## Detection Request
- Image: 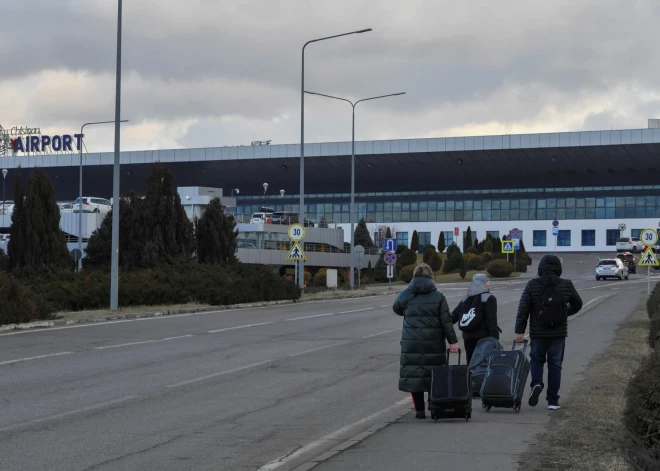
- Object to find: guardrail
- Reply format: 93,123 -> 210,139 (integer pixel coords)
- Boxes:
241,241 -> 381,255
232,214 -> 336,227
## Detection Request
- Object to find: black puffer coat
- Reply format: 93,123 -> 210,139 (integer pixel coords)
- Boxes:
515,255 -> 583,339
393,277 -> 458,393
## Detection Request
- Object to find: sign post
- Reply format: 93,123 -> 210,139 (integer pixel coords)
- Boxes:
552,220 -> 559,254
288,223 -> 307,287
384,251 -> 397,289
354,245 -> 365,288
639,228 -> 659,296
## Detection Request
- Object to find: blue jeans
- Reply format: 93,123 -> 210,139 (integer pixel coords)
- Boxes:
530,338 -> 566,405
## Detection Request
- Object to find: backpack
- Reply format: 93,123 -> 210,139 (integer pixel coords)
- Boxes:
536,278 -> 567,329
458,295 -> 486,332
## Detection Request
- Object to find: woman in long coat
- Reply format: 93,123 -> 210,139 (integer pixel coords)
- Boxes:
393,263 -> 459,419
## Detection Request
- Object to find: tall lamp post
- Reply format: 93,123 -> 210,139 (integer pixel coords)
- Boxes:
78,120 -> 128,271
263,182 -> 269,209
299,28 -> 372,289
305,91 -> 405,289
2,169 -> 7,216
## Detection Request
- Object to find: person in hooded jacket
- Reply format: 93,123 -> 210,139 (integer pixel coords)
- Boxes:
393,263 -> 459,419
451,273 -> 500,364
515,255 -> 582,411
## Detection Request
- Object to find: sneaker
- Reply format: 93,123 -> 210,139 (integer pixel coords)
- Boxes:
548,404 -> 561,411
415,411 -> 426,419
528,384 -> 543,407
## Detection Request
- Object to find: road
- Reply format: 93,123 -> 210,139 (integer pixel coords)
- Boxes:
0,253 -> 653,470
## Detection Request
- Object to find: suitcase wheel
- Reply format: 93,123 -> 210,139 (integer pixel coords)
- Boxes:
514,403 -> 521,413
482,403 -> 491,412
431,411 -> 437,422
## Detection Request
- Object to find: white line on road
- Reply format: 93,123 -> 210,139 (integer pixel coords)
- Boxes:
338,308 -> 374,314
208,322 -> 273,334
379,304 -> 391,308
257,398 -> 410,470
95,335 -> 194,350
286,313 -> 336,321
286,342 -> 351,358
167,360 -> 274,388
0,395 -> 138,432
362,329 -> 399,339
0,351 -> 73,367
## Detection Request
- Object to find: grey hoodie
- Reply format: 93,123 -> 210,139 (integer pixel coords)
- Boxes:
462,274 -> 491,303
452,274 -> 500,339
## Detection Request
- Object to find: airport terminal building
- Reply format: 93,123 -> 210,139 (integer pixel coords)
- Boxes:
3,122 -> 660,254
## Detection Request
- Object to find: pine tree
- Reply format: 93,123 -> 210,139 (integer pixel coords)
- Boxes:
196,198 -> 238,264
23,169 -> 71,269
464,226 -> 473,250
7,167 -> 25,271
473,237 -> 479,250
354,218 -> 374,248
411,230 -> 419,252
459,256 -> 466,280
367,260 -> 373,280
385,227 -> 392,239
438,232 -> 446,253
374,253 -> 388,282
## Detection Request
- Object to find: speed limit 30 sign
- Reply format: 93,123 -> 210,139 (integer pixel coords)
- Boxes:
640,228 -> 658,247
288,223 -> 306,242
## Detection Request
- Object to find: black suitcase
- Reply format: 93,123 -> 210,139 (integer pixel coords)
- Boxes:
428,349 -> 472,422
468,337 -> 503,398
480,340 -> 530,413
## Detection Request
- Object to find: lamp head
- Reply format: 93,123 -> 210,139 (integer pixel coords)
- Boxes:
1,169 -> 7,178
263,183 -> 268,192
280,189 -> 285,197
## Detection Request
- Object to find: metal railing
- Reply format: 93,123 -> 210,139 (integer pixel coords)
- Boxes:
238,240 -> 381,255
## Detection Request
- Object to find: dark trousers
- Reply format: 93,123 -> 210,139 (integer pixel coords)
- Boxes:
463,337 -> 480,365
530,337 -> 566,405
411,392 -> 428,411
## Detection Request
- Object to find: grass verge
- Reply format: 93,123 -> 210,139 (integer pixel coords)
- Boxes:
518,303 -> 650,471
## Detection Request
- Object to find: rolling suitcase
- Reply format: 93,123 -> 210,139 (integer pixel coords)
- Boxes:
428,349 -> 472,422
480,340 -> 529,413
468,337 -> 503,398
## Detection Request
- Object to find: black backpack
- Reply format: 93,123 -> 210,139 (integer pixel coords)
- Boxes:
458,295 -> 486,332
536,278 -> 567,329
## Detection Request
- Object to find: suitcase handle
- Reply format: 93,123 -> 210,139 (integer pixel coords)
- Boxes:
445,348 -> 462,365
511,339 -> 529,355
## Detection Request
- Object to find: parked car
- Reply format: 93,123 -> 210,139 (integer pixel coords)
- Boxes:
271,211 -> 299,225
59,203 -> 74,213
73,197 -> 112,214
237,241 -> 258,249
616,237 -> 644,253
596,258 -> 629,280
1,200 -> 14,215
616,252 -> 637,274
251,212 -> 273,224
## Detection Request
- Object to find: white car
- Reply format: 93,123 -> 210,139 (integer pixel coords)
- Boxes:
73,197 -> 112,214
616,237 -> 644,253
0,201 -> 13,215
59,203 -> 74,213
596,259 -> 629,280
251,212 -> 273,224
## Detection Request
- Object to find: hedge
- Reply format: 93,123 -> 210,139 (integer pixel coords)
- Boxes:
467,255 -> 485,271
487,260 -> 513,278
398,265 -> 415,283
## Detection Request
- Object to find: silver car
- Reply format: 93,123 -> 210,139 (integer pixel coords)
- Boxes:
595,259 -> 629,281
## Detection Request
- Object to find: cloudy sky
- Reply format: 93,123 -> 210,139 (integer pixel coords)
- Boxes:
2,0 -> 659,153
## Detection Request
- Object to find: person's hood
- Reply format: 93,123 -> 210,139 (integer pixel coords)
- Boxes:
462,273 -> 490,301
408,276 -> 438,295
538,255 -> 563,277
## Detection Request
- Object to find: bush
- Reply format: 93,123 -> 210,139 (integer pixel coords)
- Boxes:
423,246 -> 437,263
648,285 -> 660,319
429,253 -> 443,276
304,270 -> 312,285
0,273 -> 46,325
483,252 -> 493,263
313,268 -> 328,287
0,248 -> 7,272
467,255 -> 485,271
487,260 -> 514,278
395,244 -> 408,255
443,252 -> 463,273
466,247 -> 479,256
650,315 -> 660,350
398,265 -> 416,283
459,257 -> 466,279
398,248 -> 417,266
446,243 -> 461,259
624,349 -> 660,469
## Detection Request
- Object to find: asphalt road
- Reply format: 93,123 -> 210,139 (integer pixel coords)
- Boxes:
0,253 -> 654,471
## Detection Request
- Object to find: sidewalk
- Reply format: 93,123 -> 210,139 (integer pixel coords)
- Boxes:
308,288 -> 635,471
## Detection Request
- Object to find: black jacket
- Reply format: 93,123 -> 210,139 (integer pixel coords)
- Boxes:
451,281 -> 499,341
393,276 -> 458,393
515,255 -> 583,339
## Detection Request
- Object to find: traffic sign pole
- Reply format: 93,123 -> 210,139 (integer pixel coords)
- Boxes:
639,228 -> 659,296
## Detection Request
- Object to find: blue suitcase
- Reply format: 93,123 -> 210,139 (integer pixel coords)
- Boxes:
480,340 -> 529,413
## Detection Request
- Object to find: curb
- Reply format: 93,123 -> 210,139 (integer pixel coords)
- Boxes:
0,290 -> 398,333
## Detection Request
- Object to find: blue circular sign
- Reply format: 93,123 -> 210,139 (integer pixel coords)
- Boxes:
552,220 -> 559,227
384,252 -> 397,265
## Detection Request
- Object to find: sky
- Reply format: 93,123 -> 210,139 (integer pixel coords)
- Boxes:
2,0 -> 660,153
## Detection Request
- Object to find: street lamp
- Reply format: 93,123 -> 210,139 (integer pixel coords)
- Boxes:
305,91 -> 406,288
78,120 -> 128,271
280,189 -> 285,198
2,169 -> 7,216
232,188 -> 240,197
299,27 -> 372,289
263,182 -> 268,209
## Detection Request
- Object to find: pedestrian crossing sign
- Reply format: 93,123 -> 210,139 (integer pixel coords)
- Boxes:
502,241 -> 514,254
286,241 -> 307,261
638,248 -> 659,267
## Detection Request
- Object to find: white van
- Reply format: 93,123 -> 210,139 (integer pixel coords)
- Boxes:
251,212 -> 273,224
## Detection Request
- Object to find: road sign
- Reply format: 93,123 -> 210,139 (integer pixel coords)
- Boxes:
639,247 -> 659,266
552,220 -> 559,227
288,223 -> 306,242
286,241 -> 306,261
640,228 -> 659,247
511,228 -> 520,239
354,245 -> 365,269
384,251 -> 397,265
513,239 -> 520,250
383,238 -> 397,253
454,227 -> 459,237
552,227 -> 559,236
502,241 -> 514,254
387,264 -> 394,279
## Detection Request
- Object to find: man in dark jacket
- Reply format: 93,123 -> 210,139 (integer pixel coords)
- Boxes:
451,273 -> 500,364
394,264 -> 459,419
515,255 -> 583,410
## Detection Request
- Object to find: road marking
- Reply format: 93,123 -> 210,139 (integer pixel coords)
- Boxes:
362,329 -> 399,339
338,308 -> 374,314
379,304 -> 391,308
208,322 -> 273,334
583,279 -> 651,290
95,334 -> 194,350
257,398 -> 410,470
286,313 -> 336,321
0,395 -> 138,432
287,342 -> 350,358
167,360 -> 274,388
0,351 -> 73,367
568,295 -> 611,322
